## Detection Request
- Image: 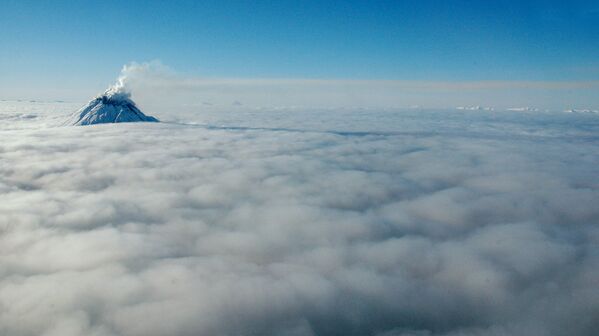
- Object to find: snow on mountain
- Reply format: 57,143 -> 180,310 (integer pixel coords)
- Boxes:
66,89 -> 158,126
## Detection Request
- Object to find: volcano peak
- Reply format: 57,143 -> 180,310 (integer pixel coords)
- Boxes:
67,89 -> 158,126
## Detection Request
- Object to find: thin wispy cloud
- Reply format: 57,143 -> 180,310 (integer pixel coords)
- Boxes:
103,62 -> 599,113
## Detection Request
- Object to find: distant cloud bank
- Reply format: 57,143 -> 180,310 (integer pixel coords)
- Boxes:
14,61 -> 590,113
3,61 -> 599,111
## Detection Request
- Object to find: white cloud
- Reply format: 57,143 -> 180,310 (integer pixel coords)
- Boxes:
0,98 -> 598,336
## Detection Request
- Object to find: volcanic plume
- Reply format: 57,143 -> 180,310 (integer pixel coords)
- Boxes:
67,66 -> 159,126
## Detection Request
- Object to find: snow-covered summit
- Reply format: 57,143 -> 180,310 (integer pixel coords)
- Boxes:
66,79 -> 158,126
67,89 -> 158,126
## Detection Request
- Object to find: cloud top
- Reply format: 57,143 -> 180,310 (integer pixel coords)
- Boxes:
1,101 -> 598,335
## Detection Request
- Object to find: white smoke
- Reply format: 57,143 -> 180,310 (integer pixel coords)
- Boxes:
104,66 -> 132,98
103,62 -> 168,100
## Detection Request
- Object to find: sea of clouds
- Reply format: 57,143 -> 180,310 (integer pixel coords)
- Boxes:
1,79 -> 599,335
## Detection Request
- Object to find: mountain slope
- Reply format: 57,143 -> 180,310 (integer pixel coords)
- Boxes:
67,90 -> 158,126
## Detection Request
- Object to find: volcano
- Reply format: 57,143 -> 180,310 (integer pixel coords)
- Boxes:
67,89 -> 158,126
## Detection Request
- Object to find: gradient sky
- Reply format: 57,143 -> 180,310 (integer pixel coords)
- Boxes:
1,0 -> 598,102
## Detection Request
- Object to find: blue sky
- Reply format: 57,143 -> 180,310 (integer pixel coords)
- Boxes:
1,0 -> 598,102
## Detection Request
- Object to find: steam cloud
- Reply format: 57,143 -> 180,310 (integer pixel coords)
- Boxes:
104,62 -> 163,99
0,83 -> 598,336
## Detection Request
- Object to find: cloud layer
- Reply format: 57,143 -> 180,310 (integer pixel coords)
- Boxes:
1,102 -> 598,335
65,61 -> 599,113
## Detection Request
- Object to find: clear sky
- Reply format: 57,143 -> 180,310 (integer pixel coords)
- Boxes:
1,0 -> 598,103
